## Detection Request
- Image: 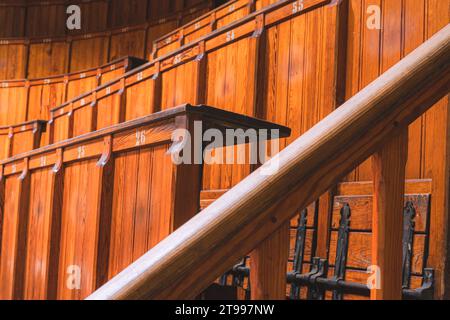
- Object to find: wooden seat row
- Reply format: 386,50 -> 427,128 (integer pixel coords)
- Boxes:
200,180 -> 435,300
152,0 -> 278,58
0,1 -> 212,79
0,104 -> 290,300
46,0 -> 338,193
0,0 -> 213,39
0,0 -> 448,300
0,56 -> 145,131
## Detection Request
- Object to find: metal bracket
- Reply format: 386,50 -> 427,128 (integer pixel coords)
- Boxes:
52,148 -> 63,173
97,135 -> 113,167
18,158 -> 29,181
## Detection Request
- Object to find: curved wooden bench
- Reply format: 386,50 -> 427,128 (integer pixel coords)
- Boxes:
0,56 -> 146,130
0,104 -> 290,300
0,1 -> 213,80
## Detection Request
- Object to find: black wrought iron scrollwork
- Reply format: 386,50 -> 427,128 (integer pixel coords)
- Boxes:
331,203 -> 351,300
402,201 -> 416,289
289,208 -> 308,299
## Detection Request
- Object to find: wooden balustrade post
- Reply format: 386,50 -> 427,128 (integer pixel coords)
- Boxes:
250,222 -> 290,300
371,129 -> 408,300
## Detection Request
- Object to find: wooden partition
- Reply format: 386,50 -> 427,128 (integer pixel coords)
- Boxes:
49,0 -> 342,188
0,57 -> 145,134
343,0 -> 450,298
0,104 -> 289,300
0,121 -> 46,160
0,1 -> 212,80
0,0 -> 213,39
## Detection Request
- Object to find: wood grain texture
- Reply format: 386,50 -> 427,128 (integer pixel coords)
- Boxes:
250,222 -> 290,300
87,25 -> 450,300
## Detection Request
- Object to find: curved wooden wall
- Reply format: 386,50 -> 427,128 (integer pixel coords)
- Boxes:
0,57 -> 146,137
0,0 -> 213,79
0,0 -> 212,38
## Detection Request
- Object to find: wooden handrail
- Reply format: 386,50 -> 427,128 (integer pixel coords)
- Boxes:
88,24 -> 450,300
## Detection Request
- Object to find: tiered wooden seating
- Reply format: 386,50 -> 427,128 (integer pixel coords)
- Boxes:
0,1 -> 213,79
0,0 -> 449,302
48,0 -> 341,190
152,0 -> 269,58
0,104 -> 289,300
0,120 -> 46,160
86,24 -> 450,300
0,56 -> 145,129
0,0 -> 213,38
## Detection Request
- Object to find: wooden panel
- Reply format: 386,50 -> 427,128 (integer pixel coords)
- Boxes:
28,82 -> 66,121
344,0 -> 450,298
69,37 -> 109,73
109,0 -> 148,28
216,2 -> 252,29
11,131 -> 37,156
124,77 -> 159,121
0,174 -> 30,299
345,0 -> 450,181
25,3 -> 66,38
72,103 -> 95,137
51,115 -> 71,143
23,168 -> 62,300
0,5 -> 26,37
66,77 -> 98,101
329,232 -> 426,276
57,159 -> 112,300
0,134 -> 10,160
250,223 -> 290,300
108,145 -> 174,279
0,43 -> 27,80
255,0 -> 279,11
424,0 -> 450,299
100,67 -> 127,85
67,1 -> 108,35
332,194 -> 430,233
0,86 -> 28,126
147,21 -> 179,58
96,92 -> 124,130
109,30 -> 147,61
27,42 -> 69,79
161,61 -> 201,109
202,37 -> 258,191
147,0 -> 178,21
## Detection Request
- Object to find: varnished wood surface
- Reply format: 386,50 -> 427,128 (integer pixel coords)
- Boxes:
0,57 -> 145,131
370,129 -> 408,300
0,1 -> 212,79
0,104 -> 288,299
87,24 -> 450,300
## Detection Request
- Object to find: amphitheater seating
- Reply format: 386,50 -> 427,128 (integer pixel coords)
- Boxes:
0,1 -> 213,79
0,0 -> 213,38
0,104 -> 289,300
0,0 -> 448,301
0,56 -> 145,152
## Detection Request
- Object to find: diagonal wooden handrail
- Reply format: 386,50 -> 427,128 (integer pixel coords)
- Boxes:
88,24 -> 450,300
